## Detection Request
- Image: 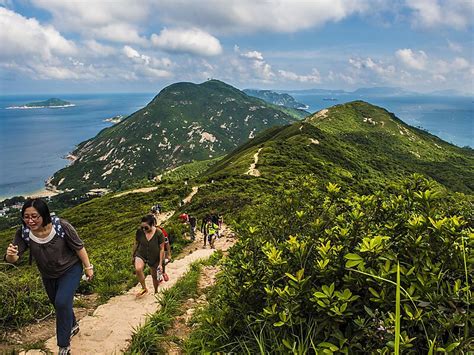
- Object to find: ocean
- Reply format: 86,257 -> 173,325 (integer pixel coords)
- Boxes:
0,93 -> 155,200
0,92 -> 472,199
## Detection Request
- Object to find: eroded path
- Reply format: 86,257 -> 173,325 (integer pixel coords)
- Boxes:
20,187 -> 236,355
246,148 -> 263,177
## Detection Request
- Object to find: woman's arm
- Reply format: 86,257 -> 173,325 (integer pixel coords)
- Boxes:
76,247 -> 94,280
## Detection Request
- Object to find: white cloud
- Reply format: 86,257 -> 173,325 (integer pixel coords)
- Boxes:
151,28 -> 222,56
83,40 -> 117,57
349,57 -> 396,75
152,0 -> 371,34
241,51 -> 264,60
234,46 -> 275,81
406,0 -> 473,29
30,0 -> 150,44
91,23 -> 147,45
0,7 -> 76,61
278,69 -> 321,83
395,48 -> 428,70
122,45 -> 173,79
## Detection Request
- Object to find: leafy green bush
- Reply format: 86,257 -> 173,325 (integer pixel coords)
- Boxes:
187,175 -> 472,353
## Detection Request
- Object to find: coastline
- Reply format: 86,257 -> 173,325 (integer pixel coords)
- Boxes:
5,104 -> 76,109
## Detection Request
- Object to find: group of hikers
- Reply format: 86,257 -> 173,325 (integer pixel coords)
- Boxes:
178,212 -> 223,249
3,198 -> 223,355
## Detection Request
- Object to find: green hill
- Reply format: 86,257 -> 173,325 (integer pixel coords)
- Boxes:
204,101 -> 473,194
0,100 -> 472,352
49,80 -> 306,191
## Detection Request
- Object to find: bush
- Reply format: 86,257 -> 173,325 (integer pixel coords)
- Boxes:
188,175 -> 472,353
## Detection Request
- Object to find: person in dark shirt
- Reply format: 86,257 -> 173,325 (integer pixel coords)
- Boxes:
4,198 -> 93,355
200,214 -> 211,247
132,214 -> 165,297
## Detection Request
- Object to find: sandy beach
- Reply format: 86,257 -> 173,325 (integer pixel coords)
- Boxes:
25,188 -> 60,199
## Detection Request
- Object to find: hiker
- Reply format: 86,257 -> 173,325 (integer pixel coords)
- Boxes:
200,214 -> 211,247
157,225 -> 171,281
179,213 -> 197,241
207,219 -> 219,249
4,198 -> 93,355
218,214 -> 224,231
132,214 -> 165,297
152,204 -> 162,214
211,213 -> 220,237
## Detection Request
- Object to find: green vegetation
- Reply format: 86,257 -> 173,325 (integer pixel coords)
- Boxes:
127,262 -> 202,354
186,175 -> 472,353
0,98 -> 472,353
0,182 -> 192,336
50,80 -> 303,191
160,157 -> 223,182
243,89 -> 309,110
24,98 -> 72,107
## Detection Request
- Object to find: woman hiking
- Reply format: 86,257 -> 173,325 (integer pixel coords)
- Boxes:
4,198 -> 93,355
132,214 -> 165,297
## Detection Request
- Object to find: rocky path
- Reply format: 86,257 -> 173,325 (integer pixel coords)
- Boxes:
21,187 -> 235,355
246,148 -> 263,177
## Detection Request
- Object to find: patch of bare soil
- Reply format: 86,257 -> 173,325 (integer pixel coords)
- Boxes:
161,266 -> 221,355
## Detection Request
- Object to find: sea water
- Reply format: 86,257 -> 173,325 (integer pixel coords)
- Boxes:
0,93 -> 155,199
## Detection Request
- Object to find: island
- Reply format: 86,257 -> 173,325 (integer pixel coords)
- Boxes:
243,89 -> 309,110
7,98 -> 75,109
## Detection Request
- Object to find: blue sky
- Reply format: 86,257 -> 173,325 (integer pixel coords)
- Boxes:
0,0 -> 473,94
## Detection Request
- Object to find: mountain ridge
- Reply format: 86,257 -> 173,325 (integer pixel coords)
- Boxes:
49,80 -> 306,191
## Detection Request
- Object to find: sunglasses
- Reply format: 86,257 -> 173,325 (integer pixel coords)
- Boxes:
141,225 -> 151,232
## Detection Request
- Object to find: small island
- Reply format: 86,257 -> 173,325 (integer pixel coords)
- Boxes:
7,98 -> 75,109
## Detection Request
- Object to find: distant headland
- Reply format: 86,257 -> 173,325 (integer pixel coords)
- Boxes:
6,98 -> 75,109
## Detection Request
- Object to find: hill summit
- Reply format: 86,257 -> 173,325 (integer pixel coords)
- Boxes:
49,80 -> 305,190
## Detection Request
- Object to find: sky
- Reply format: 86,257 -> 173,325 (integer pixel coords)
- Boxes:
0,0 -> 473,94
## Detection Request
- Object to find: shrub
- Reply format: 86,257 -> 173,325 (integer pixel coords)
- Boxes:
188,175 -> 472,353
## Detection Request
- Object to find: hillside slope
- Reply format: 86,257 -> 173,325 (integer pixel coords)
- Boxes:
205,101 -> 473,194
49,80 -> 307,190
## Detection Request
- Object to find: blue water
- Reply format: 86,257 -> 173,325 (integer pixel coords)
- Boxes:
0,93 -> 155,199
0,92 -> 472,199
291,93 -> 473,148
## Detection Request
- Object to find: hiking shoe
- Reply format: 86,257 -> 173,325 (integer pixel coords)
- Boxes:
70,322 -> 79,338
58,346 -> 71,355
135,288 -> 148,298
163,273 -> 169,281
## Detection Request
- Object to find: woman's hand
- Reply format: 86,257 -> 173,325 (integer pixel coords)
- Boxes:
84,265 -> 94,281
6,243 -> 18,257
5,243 -> 19,263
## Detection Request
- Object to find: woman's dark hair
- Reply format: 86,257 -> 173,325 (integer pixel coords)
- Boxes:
21,198 -> 52,227
141,214 -> 156,227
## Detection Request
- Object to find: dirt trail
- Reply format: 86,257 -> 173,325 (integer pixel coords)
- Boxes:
246,148 -> 263,177
19,187 -> 237,355
113,186 -> 158,198
181,185 -> 199,204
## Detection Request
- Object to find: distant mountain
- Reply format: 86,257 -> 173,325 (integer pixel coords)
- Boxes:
285,88 -> 347,95
205,101 -> 473,194
243,89 -> 309,110
49,80 -> 306,190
